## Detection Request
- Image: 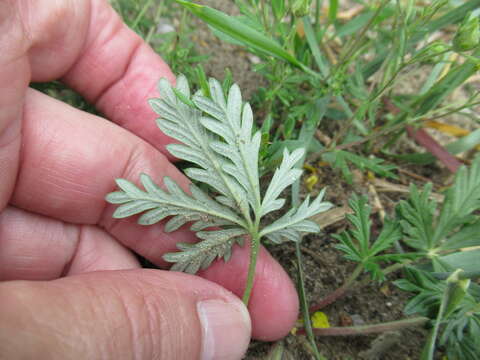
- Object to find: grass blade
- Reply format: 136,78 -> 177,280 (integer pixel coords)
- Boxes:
175,0 -> 302,67
302,16 -> 329,77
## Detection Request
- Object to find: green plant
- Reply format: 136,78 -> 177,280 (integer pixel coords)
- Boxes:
34,0 -> 480,357
163,1 -> 480,358
308,157 -> 480,359
106,75 -> 332,304
175,0 -> 480,181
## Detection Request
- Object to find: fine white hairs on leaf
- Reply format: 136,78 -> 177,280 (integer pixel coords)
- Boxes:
106,75 -> 332,273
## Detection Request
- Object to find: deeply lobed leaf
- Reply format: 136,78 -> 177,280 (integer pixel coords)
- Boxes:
106,75 -> 332,274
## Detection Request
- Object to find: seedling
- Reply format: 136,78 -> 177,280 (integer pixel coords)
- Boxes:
106,75 -> 332,305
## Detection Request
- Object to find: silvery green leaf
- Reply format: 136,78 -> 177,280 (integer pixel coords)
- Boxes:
215,195 -> 238,209
106,174 -> 246,227
261,198 -> 285,215
266,228 -> 301,244
227,84 -> 242,129
138,208 -> 174,225
151,76 -> 252,219
113,200 -> 158,218
164,228 -> 247,274
241,103 -> 253,141
167,144 -> 210,169
158,77 -> 177,104
208,77 -> 227,110
157,120 -> 200,149
261,148 -> 305,217
140,173 -> 165,198
176,74 -> 190,97
190,219 -> 234,231
116,178 -> 147,198
184,168 -> 230,196
200,116 -> 235,143
105,191 -> 131,204
165,215 -> 190,232
210,141 -> 241,163
194,97 -> 225,121
260,189 -> 333,241
107,74 -> 335,275
193,79 -> 262,213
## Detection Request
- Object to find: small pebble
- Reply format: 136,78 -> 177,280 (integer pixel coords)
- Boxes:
156,18 -> 175,34
351,314 -> 365,326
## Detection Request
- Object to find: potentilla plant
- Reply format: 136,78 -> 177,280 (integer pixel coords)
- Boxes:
106,75 -> 332,304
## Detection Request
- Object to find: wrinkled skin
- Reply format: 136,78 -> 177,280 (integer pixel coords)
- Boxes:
0,1 -> 298,359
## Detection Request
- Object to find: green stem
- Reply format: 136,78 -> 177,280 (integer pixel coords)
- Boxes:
337,0 -> 388,65
315,0 -> 322,32
298,316 -> 429,336
296,241 -> 324,360
242,233 -> 261,305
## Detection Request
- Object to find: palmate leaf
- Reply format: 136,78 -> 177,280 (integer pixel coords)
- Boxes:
396,183 -> 436,251
396,157 -> 480,254
334,195 -> 403,280
396,267 -> 480,360
434,157 -> 480,245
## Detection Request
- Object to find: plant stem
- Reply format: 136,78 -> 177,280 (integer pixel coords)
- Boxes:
242,233 -> 260,305
297,316 -> 429,336
295,241 -> 324,360
337,0 -> 388,68
315,0 -> 322,32
309,264 -> 363,313
406,125 -> 461,173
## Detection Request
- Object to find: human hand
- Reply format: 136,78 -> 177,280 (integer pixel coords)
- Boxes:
0,1 -> 299,359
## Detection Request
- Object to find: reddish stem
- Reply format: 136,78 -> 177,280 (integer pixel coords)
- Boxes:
406,125 -> 461,173
309,265 -> 363,313
297,316 -> 429,336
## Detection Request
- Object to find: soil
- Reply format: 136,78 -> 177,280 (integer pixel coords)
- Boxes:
169,1 -> 478,358
245,168 -> 429,360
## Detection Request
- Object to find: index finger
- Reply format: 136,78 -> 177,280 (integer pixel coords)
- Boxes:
0,0 -> 175,210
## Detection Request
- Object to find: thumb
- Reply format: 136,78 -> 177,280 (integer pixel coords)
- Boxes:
0,270 -> 251,360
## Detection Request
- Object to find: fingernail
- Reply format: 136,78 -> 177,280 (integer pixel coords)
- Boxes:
197,298 -> 251,360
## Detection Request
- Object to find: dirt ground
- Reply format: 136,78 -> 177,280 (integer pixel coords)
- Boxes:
172,1 -> 477,358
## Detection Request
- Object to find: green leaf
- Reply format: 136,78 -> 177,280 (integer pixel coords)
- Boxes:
323,150 -> 397,184
175,0 -> 302,67
434,158 -> 480,244
164,228 -> 247,274
193,79 -> 262,213
334,195 -> 402,280
412,49 -> 480,117
440,249 -> 480,273
328,0 -> 338,23
396,183 -> 436,251
107,174 -> 245,229
107,74 -> 331,280
261,148 -> 304,217
260,189 -> 332,243
302,17 -> 329,77
336,11 -> 374,37
272,0 -> 286,20
440,221 -> 480,251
